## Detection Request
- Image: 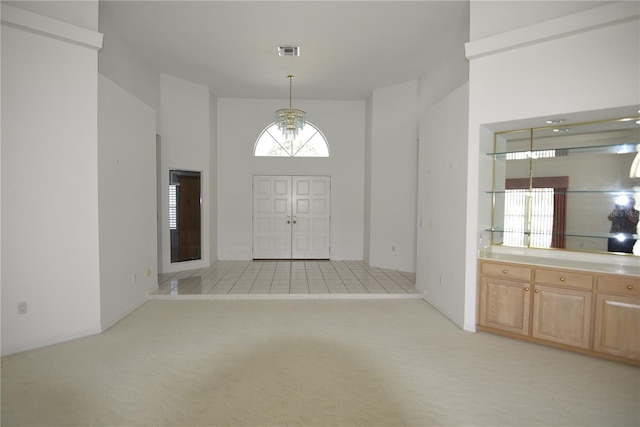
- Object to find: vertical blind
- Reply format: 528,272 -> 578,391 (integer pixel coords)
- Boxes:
503,176 -> 569,249
169,185 -> 177,230
503,188 -> 554,247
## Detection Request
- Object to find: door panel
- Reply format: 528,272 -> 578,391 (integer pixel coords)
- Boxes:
253,175 -> 330,259
296,199 -> 310,214
252,176 -> 292,259
313,217 -> 328,233
274,178 -> 289,196
292,176 -> 330,259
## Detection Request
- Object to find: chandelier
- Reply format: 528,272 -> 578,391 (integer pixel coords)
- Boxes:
275,75 -> 305,140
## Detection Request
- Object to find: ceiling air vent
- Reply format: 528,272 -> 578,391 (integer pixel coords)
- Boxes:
278,46 -> 300,57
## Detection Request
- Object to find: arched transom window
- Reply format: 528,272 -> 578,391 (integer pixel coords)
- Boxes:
254,122 -> 329,157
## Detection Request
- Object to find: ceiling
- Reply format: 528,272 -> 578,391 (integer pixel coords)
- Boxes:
99,1 -> 470,100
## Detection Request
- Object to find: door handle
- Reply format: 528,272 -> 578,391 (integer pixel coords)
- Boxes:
286,215 -> 291,224
292,215 -> 297,224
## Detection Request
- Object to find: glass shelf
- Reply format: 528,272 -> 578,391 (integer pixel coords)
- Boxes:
487,143 -> 639,159
485,189 -> 637,195
485,228 -> 639,240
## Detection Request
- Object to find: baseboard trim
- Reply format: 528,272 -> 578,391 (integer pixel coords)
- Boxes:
1,326 -> 102,357
100,296 -> 149,332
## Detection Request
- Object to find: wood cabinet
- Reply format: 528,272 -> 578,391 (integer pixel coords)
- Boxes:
532,284 -> 592,349
479,277 -> 531,335
478,262 -> 531,335
593,275 -> 640,361
531,268 -> 593,349
478,259 -> 639,365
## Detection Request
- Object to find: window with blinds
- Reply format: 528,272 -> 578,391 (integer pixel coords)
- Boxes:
169,185 -> 177,230
503,188 -> 555,248
506,149 -> 556,161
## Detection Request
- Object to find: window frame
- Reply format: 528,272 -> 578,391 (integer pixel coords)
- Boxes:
254,121 -> 330,158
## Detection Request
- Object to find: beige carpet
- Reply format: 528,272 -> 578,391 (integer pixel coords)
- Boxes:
2,299 -> 639,426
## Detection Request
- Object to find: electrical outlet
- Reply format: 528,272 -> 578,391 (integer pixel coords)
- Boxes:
132,273 -> 137,284
18,302 -> 27,315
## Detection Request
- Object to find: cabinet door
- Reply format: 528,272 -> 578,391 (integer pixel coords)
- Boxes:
593,294 -> 640,360
532,285 -> 592,349
479,277 -> 531,335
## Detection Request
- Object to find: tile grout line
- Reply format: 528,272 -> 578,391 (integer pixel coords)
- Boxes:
155,260 -> 420,297
267,261 -> 276,294
345,261 -> 373,294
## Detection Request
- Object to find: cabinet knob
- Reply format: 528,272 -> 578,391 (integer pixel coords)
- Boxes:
524,287 -> 529,292
628,285 -> 633,290
535,289 -> 540,293
559,277 -> 565,282
502,269 -> 508,274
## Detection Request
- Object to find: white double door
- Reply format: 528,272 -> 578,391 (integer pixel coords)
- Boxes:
253,175 -> 331,259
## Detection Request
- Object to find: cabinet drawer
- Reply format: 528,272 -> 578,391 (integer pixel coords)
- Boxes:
534,268 -> 593,290
481,262 -> 531,281
597,275 -> 640,297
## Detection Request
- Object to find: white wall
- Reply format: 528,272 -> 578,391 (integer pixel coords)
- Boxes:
368,81 -> 418,273
414,11 -> 470,327
417,83 -> 469,328
1,0 -> 4,355
217,98 -> 365,261
1,5 -> 103,355
469,0 -> 610,40
418,1 -> 469,115
464,2 -> 640,331
160,74 -> 212,273
363,95 -> 373,265
98,4 -> 161,131
98,74 -> 157,330
3,0 -> 99,31
209,91 -> 218,262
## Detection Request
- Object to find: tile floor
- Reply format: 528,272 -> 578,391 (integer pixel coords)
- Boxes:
152,260 -> 421,298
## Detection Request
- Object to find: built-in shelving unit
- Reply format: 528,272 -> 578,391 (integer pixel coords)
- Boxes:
486,116 -> 640,254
